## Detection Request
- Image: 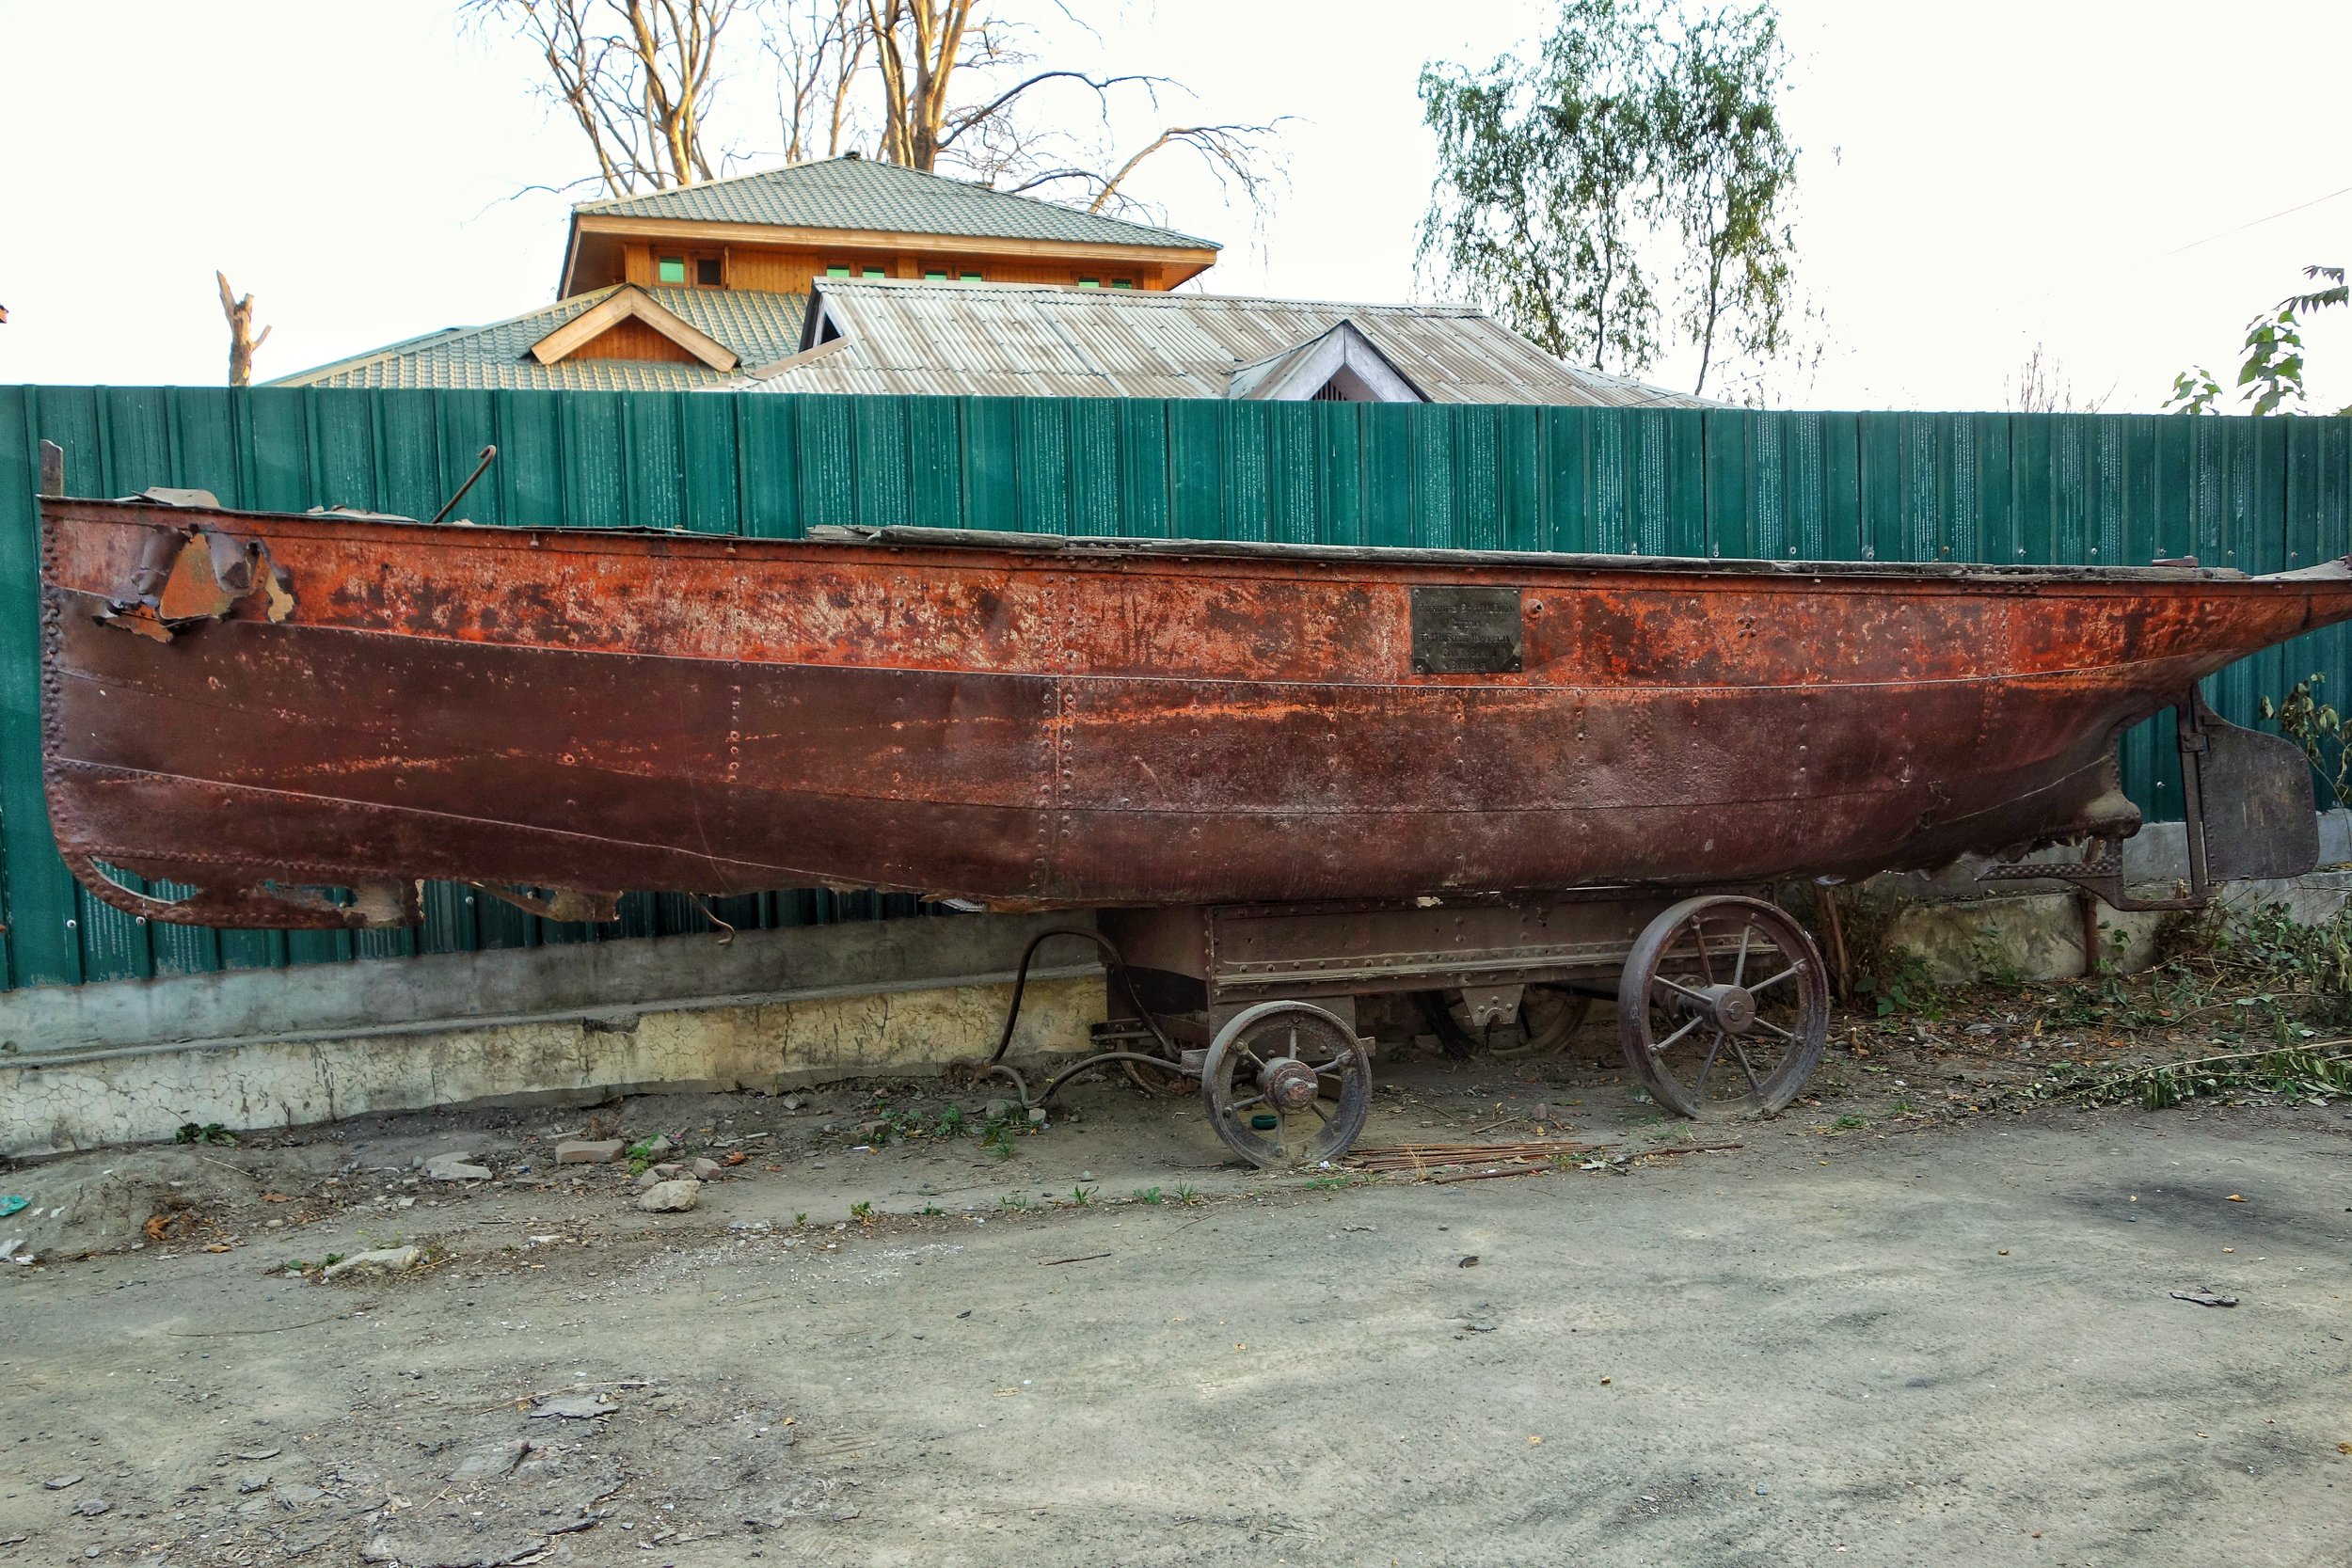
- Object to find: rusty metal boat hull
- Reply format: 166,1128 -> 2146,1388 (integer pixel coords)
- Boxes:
37,499 -> 2352,928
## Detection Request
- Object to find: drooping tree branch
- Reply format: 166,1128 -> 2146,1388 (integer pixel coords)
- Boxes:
1087,120 -> 1290,215
1420,0 -> 1804,390
937,69 -> 1165,153
1653,4 -> 1796,394
2287,263 -> 2348,315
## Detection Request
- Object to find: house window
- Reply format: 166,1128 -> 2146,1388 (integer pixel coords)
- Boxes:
1076,277 -> 1100,289
696,257 -> 723,286
658,255 -> 688,284
925,270 -> 948,281
961,271 -> 983,282
826,264 -> 852,278
863,267 -> 886,280
1111,278 -> 1136,290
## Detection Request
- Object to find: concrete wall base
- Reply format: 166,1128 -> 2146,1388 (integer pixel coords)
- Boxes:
0,910 -> 1108,1160
1,971 -> 1099,1160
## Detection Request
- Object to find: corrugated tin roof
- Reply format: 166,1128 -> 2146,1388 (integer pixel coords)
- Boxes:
576,156 -> 1216,252
749,280 -> 1719,407
274,288 -> 812,391
278,278 -> 1716,407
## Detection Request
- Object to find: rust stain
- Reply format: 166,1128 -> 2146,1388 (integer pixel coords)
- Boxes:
35,497 -> 2352,929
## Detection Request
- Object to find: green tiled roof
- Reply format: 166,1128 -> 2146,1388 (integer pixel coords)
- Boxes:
272,287 -> 812,391
576,156 -> 1217,252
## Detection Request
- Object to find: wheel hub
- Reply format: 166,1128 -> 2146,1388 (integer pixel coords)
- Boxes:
1257,1056 -> 1322,1112
1693,983 -> 1756,1034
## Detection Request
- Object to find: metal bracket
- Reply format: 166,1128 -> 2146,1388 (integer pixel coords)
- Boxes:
1980,695 -> 2213,912
1976,844 -> 2202,912
1978,686 -> 2320,913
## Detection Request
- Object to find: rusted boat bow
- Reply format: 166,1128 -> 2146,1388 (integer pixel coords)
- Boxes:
38,491 -> 2352,931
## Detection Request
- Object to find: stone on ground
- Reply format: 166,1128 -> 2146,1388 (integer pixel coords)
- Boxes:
637,1179 -> 701,1213
323,1245 -> 421,1280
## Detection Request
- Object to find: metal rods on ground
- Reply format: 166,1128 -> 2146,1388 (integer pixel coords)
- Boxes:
1343,1139 -> 1598,1173
1343,1138 -> 1745,1177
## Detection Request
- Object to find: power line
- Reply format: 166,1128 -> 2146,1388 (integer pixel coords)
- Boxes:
2161,181 -> 2352,259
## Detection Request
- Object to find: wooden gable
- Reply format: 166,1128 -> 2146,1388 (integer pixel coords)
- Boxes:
528,287 -> 739,372
570,316 -> 703,364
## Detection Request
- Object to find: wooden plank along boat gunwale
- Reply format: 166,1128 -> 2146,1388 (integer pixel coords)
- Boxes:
37,494 -> 2352,932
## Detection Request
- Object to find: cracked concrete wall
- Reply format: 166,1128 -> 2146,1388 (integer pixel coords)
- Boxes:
1,974 -> 1099,1160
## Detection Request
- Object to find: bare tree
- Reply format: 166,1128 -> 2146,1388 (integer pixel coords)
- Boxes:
2008,341 -> 2109,414
855,2 -> 1286,228
478,0 -> 1287,226
863,2 -> 1161,181
771,0 -> 869,161
467,0 -> 746,196
865,0 -> 967,171
215,272 -> 270,388
1006,121 -> 1289,219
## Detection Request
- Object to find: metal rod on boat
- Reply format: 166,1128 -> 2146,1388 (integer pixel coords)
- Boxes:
2177,699 -> 2212,897
427,445 -> 498,526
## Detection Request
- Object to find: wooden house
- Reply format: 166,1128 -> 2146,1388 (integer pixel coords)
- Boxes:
278,156 -> 1220,392
278,153 -> 1708,408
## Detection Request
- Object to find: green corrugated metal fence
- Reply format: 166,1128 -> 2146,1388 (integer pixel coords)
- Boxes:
4,387 -> 2348,992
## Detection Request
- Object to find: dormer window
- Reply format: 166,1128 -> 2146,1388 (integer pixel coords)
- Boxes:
657,253 -> 723,286
1225,321 -> 1426,404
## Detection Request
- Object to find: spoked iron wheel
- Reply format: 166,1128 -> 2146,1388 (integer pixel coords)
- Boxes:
1200,1001 -> 1374,1168
1412,986 -> 1595,1060
1617,895 -> 1829,1118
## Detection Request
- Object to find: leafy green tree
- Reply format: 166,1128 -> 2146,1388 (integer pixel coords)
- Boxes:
1655,6 -> 1797,393
2168,265 -> 2345,416
1418,0 -> 1799,395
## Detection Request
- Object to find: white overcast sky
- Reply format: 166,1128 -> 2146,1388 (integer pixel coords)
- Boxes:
2,0 -> 2348,411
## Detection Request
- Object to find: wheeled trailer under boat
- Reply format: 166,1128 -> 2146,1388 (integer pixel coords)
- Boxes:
33,469 -> 2352,1165
1081,892 -> 1832,1167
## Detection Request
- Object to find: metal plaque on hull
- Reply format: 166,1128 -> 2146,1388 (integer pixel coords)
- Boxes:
1410,584 -> 1522,674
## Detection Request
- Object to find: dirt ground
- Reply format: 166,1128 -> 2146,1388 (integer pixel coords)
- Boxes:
3,1009 -> 2350,1568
